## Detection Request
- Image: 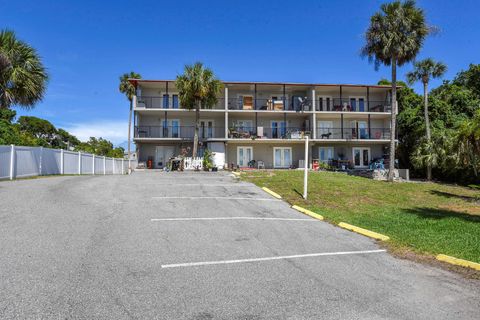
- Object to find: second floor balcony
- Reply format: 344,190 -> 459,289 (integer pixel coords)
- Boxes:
134,126 -> 224,139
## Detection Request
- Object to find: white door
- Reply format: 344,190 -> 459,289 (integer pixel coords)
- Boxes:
273,147 -> 292,168
200,120 -> 214,139
162,119 -> 180,138
237,147 -> 253,167
352,147 -> 370,168
155,146 -> 176,168
349,96 -> 366,112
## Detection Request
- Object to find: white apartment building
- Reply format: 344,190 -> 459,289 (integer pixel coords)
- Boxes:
129,79 -> 395,170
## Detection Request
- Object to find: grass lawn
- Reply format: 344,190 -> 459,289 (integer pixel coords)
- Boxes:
241,170 -> 480,263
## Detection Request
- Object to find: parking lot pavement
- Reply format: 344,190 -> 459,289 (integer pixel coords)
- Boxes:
1,171 -> 479,319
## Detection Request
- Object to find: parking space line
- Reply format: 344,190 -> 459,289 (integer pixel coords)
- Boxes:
152,196 -> 280,201
140,184 -> 248,187
161,249 -> 387,269
151,217 -> 317,222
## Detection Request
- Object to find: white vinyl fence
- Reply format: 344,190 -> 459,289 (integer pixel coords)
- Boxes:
0,145 -> 133,180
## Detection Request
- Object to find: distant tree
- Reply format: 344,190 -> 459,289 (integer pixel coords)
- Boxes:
76,137 -> 124,158
362,0 -> 430,181
0,30 -> 48,109
452,64 -> 480,99
406,58 -> 447,180
17,116 -> 57,145
119,72 -> 141,161
55,128 -> 81,149
176,62 -> 222,157
456,110 -> 480,178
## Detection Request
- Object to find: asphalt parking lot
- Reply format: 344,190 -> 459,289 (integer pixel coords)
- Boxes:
0,171 -> 479,319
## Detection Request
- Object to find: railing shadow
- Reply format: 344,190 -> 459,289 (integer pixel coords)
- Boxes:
430,190 -> 480,203
401,207 -> 480,223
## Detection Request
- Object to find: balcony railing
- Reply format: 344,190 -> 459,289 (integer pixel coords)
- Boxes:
317,127 -> 392,140
134,126 -> 224,139
136,96 -> 224,110
228,126 -> 311,139
227,98 -> 313,111
316,99 -> 391,112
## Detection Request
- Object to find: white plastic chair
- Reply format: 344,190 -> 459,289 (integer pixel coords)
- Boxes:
257,160 -> 265,169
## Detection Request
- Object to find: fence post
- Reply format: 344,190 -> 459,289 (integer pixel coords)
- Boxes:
103,156 -> 106,175
60,149 -> 64,175
122,159 -> 125,175
9,144 -> 15,180
78,151 -> 82,175
92,154 -> 95,175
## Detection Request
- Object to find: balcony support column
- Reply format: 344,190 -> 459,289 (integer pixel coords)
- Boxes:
283,84 -> 286,111
312,89 -> 316,139
255,112 -> 258,136
224,86 -> 229,139
341,113 -> 344,139
254,84 -> 257,110
367,86 -> 370,111
340,86 -> 343,104
368,114 -> 371,139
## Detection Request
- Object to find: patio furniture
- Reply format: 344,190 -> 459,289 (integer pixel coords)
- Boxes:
257,160 -> 265,169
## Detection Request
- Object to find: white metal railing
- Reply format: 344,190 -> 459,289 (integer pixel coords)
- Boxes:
0,145 -> 133,180
183,157 -> 203,170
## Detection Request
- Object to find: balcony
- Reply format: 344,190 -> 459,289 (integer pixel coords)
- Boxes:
228,126 -> 311,139
317,98 -> 391,112
136,96 -> 224,110
317,127 -> 392,140
134,126 -> 225,139
227,98 -> 313,111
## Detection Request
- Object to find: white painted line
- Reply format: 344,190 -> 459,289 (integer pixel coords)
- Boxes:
161,249 -> 387,269
152,196 -> 280,201
141,184 -> 247,187
151,217 -> 317,222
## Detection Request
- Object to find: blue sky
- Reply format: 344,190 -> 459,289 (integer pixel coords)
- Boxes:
2,0 -> 479,144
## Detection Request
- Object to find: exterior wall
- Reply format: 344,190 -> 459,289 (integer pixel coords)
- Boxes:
226,143 -> 305,169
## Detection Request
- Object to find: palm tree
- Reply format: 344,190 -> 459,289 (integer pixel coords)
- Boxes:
0,29 -> 48,109
362,0 -> 429,181
176,62 -> 222,157
119,72 -> 141,162
406,58 -> 447,180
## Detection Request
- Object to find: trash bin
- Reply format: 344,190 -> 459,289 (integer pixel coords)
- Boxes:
312,159 -> 319,171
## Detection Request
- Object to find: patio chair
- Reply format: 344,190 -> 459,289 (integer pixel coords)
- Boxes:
257,160 -> 265,169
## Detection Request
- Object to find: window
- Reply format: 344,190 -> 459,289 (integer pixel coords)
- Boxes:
319,147 -> 334,163
318,96 -> 332,111
271,121 -> 287,138
237,147 -> 253,167
172,95 -> 179,109
349,96 -> 366,112
352,147 -> 370,167
162,94 -> 169,108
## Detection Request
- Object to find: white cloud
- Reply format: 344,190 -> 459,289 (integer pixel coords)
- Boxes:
64,120 -> 128,144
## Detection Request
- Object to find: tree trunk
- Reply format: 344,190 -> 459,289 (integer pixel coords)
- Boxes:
192,101 -> 200,157
387,59 -> 397,182
127,99 -> 132,167
423,81 -> 432,181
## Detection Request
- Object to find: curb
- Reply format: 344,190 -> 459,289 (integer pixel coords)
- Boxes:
261,187 -> 282,199
291,205 -> 324,220
436,254 -> 480,271
338,222 -> 390,241
231,171 -> 241,177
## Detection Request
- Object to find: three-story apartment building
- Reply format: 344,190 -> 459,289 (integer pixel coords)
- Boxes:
129,79 -> 396,170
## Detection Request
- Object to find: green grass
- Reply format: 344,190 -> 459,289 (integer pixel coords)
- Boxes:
242,170 -> 480,263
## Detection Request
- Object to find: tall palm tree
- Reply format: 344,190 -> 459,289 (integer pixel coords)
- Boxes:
176,62 -> 222,157
362,0 -> 429,181
406,58 -> 447,180
119,72 -> 141,161
0,29 -> 48,109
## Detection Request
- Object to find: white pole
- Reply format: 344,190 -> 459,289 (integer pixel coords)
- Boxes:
78,151 -> 82,175
92,154 -> 95,175
9,144 -> 15,180
60,149 -> 64,175
103,156 -> 106,175
303,136 -> 309,199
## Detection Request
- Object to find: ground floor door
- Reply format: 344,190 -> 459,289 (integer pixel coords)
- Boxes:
273,147 -> 292,168
155,146 -> 176,168
352,147 -> 370,168
237,146 -> 253,167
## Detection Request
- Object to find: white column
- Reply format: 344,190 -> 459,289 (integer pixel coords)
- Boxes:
312,89 -> 316,139
60,149 -> 64,175
224,86 -> 229,139
78,151 -> 82,174
103,156 -> 106,175
303,136 -> 309,199
9,144 -> 15,180
92,154 -> 95,175
122,159 -> 125,174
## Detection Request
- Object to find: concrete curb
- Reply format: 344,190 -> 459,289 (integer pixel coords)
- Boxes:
261,187 -> 282,199
338,222 -> 390,241
436,254 -> 480,271
291,205 -> 324,220
231,171 -> 241,177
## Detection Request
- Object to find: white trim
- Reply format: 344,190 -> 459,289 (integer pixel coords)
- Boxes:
273,147 -> 292,168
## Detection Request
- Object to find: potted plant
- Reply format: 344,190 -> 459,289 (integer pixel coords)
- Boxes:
203,149 -> 214,171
